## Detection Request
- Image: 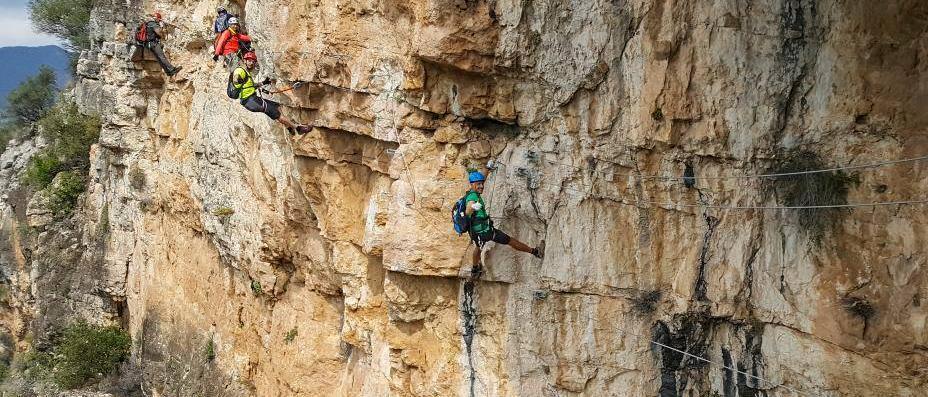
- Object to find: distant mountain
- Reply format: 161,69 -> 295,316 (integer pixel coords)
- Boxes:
0,45 -> 71,108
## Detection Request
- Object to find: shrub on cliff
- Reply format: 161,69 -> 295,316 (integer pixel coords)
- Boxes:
46,171 -> 86,218
37,100 -> 100,170
51,322 -> 131,389
22,152 -> 62,188
23,100 -> 100,191
0,323 -> 130,392
28,0 -> 93,51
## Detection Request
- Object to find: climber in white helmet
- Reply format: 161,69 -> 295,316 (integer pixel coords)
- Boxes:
214,16 -> 252,67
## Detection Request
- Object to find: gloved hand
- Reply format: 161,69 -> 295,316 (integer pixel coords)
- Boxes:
261,77 -> 271,85
486,159 -> 497,170
471,202 -> 482,211
212,55 -> 219,61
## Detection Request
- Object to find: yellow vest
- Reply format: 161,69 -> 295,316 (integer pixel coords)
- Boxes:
233,67 -> 256,100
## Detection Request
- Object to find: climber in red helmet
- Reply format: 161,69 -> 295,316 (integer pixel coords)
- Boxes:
134,11 -> 181,76
231,51 -> 310,134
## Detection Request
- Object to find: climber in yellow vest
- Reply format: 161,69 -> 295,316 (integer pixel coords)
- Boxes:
464,161 -> 543,272
230,51 -> 310,134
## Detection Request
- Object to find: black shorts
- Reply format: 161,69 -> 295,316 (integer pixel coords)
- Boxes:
471,229 -> 510,246
241,95 -> 281,120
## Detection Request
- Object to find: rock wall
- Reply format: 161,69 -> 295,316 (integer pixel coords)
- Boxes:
13,0 -> 927,395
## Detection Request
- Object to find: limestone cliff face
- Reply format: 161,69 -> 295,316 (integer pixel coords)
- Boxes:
19,0 -> 928,395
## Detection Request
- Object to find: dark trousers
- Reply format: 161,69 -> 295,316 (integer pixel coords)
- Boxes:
144,41 -> 175,73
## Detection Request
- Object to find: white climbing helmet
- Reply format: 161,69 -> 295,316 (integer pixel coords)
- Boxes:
228,17 -> 239,25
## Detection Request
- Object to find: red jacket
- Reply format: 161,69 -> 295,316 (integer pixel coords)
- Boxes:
214,29 -> 251,56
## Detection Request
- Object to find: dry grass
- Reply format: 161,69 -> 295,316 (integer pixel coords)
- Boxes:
768,150 -> 859,245
128,167 -> 145,190
631,290 -> 662,314
841,296 -> 875,320
212,207 -> 235,217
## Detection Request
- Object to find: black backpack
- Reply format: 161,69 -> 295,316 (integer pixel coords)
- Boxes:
226,70 -> 241,99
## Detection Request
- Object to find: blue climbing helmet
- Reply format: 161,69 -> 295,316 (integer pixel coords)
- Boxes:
468,171 -> 486,183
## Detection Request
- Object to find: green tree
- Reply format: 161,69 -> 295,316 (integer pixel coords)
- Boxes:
28,0 -> 94,51
4,66 -> 57,127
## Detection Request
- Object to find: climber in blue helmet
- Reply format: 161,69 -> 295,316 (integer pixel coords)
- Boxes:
464,160 -> 543,275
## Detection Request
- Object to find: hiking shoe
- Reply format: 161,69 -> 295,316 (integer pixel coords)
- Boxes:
470,264 -> 483,280
166,66 -> 182,76
295,125 -> 311,134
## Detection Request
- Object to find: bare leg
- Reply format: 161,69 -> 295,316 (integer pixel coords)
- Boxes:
277,116 -> 295,130
471,244 -> 482,267
278,116 -> 309,134
468,243 -> 486,279
507,238 -> 534,254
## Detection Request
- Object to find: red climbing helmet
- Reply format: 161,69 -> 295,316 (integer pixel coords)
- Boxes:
152,11 -> 162,20
243,51 -> 257,61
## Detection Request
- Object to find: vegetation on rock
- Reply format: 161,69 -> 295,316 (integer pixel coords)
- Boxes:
213,207 -> 235,217
46,171 -> 86,218
28,0 -> 94,51
204,338 -> 216,362
768,150 -> 859,245
50,322 -> 131,388
5,66 -> 57,127
0,67 -> 58,152
284,327 -> 298,344
21,100 -> 100,218
4,322 -> 130,390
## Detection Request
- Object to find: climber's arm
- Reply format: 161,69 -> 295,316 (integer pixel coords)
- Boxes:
152,22 -> 166,38
256,77 -> 276,88
233,69 -> 247,85
465,199 -> 482,216
214,31 -> 230,56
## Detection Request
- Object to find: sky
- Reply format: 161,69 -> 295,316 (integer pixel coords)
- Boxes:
0,0 -> 63,47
